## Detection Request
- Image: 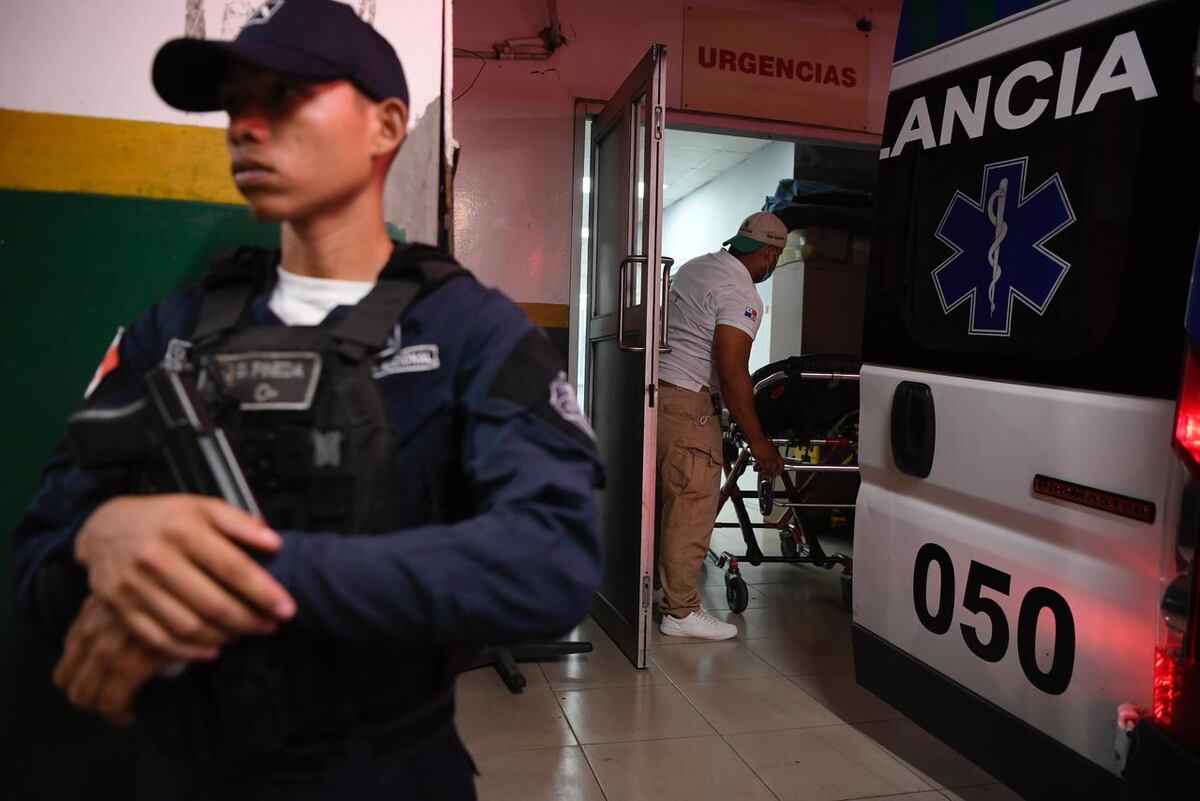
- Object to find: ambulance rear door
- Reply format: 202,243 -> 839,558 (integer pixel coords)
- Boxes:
854,2 -> 1200,799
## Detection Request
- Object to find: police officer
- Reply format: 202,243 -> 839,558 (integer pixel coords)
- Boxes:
9,1 -> 603,798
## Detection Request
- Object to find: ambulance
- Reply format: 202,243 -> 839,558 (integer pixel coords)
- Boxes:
853,1 -> 1200,798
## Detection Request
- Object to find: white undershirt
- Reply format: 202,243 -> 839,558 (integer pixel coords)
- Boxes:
267,266 -> 375,325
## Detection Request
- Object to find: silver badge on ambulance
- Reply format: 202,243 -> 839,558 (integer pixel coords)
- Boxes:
212,351 -> 322,410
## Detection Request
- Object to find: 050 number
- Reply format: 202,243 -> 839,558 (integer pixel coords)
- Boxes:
913,543 -> 1076,696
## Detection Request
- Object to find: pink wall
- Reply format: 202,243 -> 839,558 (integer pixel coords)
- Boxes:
452,0 -> 901,305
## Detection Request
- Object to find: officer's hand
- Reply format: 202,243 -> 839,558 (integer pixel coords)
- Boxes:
75,495 -> 296,661
54,595 -> 174,727
749,436 -> 785,477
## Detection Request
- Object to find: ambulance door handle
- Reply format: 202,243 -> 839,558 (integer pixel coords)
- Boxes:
618,256 -> 648,353
658,257 -> 675,353
891,382 -> 936,478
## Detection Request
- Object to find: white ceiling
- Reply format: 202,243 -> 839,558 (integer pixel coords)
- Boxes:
664,130 -> 774,208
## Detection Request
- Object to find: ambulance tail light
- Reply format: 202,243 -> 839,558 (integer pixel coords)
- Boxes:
1154,641 -> 1200,753
1164,341 -> 1200,753
1152,566 -> 1200,753
1153,645 -> 1182,728
1174,343 -> 1200,478
1153,484 -> 1200,754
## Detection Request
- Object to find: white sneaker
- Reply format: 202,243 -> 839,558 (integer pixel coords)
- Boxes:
659,609 -> 738,641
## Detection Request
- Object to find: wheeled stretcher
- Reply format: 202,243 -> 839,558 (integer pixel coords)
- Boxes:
708,354 -> 860,613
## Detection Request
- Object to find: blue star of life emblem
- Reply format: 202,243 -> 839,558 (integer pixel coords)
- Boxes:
933,157 -> 1075,337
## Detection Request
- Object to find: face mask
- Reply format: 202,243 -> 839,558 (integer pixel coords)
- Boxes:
756,250 -> 780,283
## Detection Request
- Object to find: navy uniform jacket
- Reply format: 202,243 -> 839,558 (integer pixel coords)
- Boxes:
11,261 -> 604,658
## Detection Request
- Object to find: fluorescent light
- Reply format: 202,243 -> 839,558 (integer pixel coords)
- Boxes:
637,181 -> 645,199
582,177 -> 591,194
581,227 -> 590,239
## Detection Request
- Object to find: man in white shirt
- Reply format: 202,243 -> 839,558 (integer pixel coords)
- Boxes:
657,212 -> 788,640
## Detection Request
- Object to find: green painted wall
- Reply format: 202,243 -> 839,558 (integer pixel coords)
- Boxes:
0,188 -> 278,798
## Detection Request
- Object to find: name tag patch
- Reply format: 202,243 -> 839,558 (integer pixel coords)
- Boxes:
212,351 -> 323,410
374,344 -> 441,379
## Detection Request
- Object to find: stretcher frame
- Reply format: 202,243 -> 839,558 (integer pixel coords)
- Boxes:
706,367 -> 859,613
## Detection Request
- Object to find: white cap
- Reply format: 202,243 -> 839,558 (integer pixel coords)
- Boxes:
723,211 -> 788,251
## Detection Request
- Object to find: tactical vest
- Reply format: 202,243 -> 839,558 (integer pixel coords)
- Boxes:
191,244 -> 467,532
139,243 -> 473,769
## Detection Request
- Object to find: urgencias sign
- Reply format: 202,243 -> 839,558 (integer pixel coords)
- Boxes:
682,6 -> 871,131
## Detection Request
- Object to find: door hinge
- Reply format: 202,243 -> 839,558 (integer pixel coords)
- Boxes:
641,575 -> 652,609
654,106 -> 664,140
648,383 -> 656,407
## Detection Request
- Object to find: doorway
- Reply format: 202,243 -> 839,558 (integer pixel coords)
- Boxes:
575,127 -> 796,400
570,67 -> 879,668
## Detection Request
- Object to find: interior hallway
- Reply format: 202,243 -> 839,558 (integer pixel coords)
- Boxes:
455,530 -> 1027,801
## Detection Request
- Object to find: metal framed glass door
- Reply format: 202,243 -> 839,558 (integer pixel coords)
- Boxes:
585,45 -> 669,668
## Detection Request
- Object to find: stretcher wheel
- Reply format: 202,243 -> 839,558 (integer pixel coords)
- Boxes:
758,477 -> 775,516
725,574 -> 750,614
841,574 -> 852,612
779,530 -> 799,559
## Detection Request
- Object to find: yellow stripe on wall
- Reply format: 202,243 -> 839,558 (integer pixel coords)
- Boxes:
518,302 -> 571,329
1,109 -> 574,327
0,108 -> 244,205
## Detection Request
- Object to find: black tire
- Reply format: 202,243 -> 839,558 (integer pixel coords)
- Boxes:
779,530 -> 800,559
758,477 -> 775,516
726,575 -> 750,614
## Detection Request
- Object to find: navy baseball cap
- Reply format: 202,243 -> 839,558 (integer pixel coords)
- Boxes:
152,0 -> 409,112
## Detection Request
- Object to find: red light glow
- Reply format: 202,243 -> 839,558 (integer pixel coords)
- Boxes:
1153,647 -> 1182,726
1175,413 -> 1200,460
1174,348 -> 1200,476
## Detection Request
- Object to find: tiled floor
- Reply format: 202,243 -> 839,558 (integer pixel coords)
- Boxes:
456,531 -> 1026,801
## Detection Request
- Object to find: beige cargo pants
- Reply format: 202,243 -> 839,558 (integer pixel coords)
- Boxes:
656,383 -> 723,619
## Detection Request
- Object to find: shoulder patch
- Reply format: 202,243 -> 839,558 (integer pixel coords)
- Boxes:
84,327 -> 124,400
489,330 -> 597,449
548,371 -> 595,442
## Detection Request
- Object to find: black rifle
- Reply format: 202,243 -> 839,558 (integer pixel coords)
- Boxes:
67,364 -> 260,516
67,363 -> 593,695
